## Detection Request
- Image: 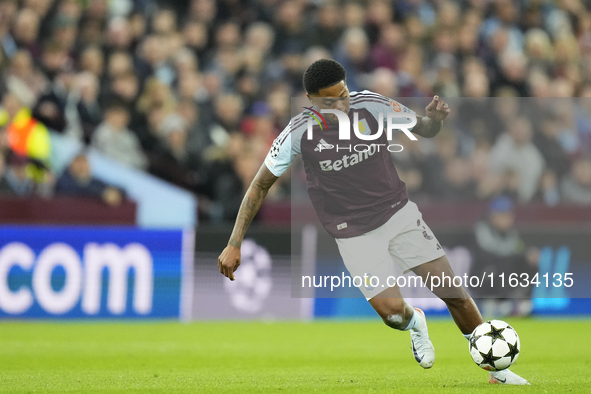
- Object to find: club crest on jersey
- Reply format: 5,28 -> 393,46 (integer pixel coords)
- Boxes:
357,118 -> 371,135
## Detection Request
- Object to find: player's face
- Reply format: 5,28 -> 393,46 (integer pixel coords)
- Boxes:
308,81 -> 350,124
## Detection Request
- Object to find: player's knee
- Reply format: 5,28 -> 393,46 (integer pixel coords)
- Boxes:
374,300 -> 407,329
383,312 -> 407,329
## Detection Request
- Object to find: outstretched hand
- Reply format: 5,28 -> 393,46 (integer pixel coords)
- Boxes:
425,96 -> 450,122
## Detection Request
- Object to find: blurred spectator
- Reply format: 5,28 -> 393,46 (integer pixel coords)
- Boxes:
160,114 -> 192,162
50,15 -> 77,54
182,20 -> 209,59
245,22 -> 275,56
79,46 -> 104,78
343,2 -> 366,29
143,112 -> 204,192
4,154 -> 33,196
370,23 -> 405,71
489,116 -> 545,202
334,27 -> 372,92
1,77 -> 52,183
107,17 -> 132,52
439,157 -> 477,200
66,72 -> 103,143
32,72 -> 68,134
365,0 -> 394,44
39,42 -> 71,81
422,131 -> 456,197
137,78 -> 176,116
107,51 -> 133,79
470,142 -> 495,199
0,152 -> 14,195
307,3 -> 342,52
273,1 -> 306,56
12,8 -> 41,58
537,169 -> 561,207
533,114 -> 571,177
561,157 -> 591,204
212,93 -> 243,137
496,51 -> 529,96
55,154 -> 123,206
470,196 -> 539,317
368,67 -> 398,98
8,49 -> 48,98
91,101 -> 147,170
109,70 -> 142,126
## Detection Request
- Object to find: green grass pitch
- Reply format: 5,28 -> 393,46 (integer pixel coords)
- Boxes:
0,319 -> 590,393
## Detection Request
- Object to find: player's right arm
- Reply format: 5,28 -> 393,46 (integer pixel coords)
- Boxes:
218,164 -> 278,280
218,118 -> 305,280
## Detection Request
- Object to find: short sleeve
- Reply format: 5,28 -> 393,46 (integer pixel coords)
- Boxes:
264,120 -> 305,177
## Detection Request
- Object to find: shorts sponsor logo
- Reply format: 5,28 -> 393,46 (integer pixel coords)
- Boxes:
337,222 -> 348,230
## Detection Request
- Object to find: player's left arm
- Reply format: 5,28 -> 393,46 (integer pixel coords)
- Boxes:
412,96 -> 450,138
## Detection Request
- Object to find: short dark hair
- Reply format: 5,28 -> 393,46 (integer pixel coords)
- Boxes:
303,59 -> 346,94
105,96 -> 129,114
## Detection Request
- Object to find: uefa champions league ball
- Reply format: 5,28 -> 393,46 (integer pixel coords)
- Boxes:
469,320 -> 520,371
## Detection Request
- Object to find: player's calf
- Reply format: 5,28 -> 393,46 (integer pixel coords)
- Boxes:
440,296 -> 483,335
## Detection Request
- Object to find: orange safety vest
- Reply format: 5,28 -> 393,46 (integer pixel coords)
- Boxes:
5,108 -> 51,181
6,108 -> 51,160
7,110 -> 37,155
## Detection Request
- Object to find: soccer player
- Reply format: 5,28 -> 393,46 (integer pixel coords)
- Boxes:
218,59 -> 529,385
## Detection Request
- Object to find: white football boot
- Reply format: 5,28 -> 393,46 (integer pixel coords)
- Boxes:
489,369 -> 530,385
410,308 -> 435,369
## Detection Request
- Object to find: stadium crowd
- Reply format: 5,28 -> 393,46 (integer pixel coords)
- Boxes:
0,0 -> 591,221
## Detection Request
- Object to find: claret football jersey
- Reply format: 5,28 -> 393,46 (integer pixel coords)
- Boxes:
265,90 -> 416,238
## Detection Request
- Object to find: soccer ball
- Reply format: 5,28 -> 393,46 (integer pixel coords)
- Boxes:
469,320 -> 520,371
